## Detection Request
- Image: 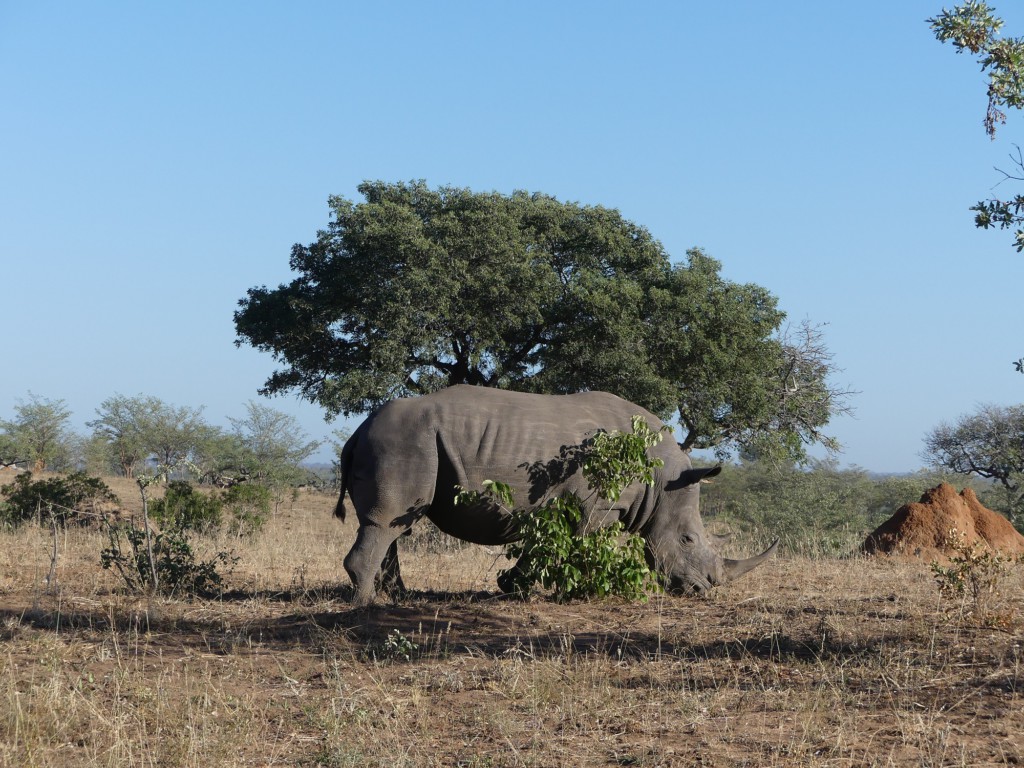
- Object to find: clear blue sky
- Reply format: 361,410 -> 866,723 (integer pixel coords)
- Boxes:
2,1 -> 1021,472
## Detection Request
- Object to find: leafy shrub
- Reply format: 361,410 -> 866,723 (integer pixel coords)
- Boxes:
583,416 -> 667,500
100,518 -> 236,597
366,629 -> 420,663
0,471 -> 120,527
221,482 -> 272,536
930,528 -> 1023,626
499,491 -> 655,602
149,480 -> 223,533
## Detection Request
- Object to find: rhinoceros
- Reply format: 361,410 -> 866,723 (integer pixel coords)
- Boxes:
335,385 -> 777,604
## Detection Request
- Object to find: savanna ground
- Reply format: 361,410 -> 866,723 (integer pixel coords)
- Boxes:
1,474 -> 1023,767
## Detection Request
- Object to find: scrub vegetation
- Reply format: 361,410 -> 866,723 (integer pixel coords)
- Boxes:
1,471 -> 1022,767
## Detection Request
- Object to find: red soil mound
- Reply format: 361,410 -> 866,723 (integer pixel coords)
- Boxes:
862,483 -> 1024,560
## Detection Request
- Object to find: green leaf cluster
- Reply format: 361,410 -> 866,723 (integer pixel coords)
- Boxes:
930,3 -> 1024,251
221,482 -> 273,536
149,480 -> 224,533
583,415 -> 668,501
930,2 -> 1024,137
148,480 -> 273,538
366,629 -> 420,664
500,495 -> 656,603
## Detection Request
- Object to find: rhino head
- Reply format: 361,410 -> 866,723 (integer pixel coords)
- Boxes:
644,465 -> 779,595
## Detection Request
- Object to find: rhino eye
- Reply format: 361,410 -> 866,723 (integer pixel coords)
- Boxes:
681,534 -> 695,545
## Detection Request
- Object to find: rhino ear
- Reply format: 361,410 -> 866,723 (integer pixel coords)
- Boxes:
687,465 -> 721,483
667,465 -> 721,490
697,465 -> 721,481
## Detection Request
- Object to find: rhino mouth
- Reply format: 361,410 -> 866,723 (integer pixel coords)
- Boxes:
667,574 -> 714,596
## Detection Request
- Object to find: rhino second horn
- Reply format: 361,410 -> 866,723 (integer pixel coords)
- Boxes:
720,539 -> 779,582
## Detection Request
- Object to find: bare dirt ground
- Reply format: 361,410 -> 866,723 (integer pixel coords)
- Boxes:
1,477 -> 1022,767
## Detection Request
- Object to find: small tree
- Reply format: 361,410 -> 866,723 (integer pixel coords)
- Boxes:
88,394 -> 164,478
143,402 -> 214,470
930,527 -> 1022,626
224,401 -> 321,487
100,461 -> 235,596
193,431 -> 246,486
923,403 -> 1024,526
100,519 -> 235,597
1,394 -> 74,472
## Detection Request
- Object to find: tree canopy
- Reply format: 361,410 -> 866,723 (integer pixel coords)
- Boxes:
930,2 -> 1024,251
235,181 -> 849,461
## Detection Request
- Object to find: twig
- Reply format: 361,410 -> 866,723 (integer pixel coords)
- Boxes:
45,505 -> 59,594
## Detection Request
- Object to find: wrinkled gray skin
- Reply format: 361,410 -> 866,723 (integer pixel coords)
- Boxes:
336,385 -> 778,605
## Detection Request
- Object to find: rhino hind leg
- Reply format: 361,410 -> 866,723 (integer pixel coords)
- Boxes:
344,524 -> 408,605
377,539 -> 408,598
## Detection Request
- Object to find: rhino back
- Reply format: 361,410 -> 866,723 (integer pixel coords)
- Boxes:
351,386 -> 683,544
393,385 -> 656,477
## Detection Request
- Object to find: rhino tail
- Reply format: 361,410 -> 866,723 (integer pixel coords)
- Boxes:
334,427 -> 359,522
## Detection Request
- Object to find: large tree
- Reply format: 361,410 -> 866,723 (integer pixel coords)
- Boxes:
235,181 -> 848,461
930,3 -> 1024,250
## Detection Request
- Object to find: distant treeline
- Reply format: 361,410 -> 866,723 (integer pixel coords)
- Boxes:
0,393 -> 340,490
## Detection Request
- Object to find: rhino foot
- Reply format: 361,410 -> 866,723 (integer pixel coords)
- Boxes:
496,564 -> 531,599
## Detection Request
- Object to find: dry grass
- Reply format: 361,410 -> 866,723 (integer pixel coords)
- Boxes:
1,473 -> 1023,766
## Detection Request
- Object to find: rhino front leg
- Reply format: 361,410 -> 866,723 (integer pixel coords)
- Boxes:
496,555 -> 532,597
344,524 -> 405,605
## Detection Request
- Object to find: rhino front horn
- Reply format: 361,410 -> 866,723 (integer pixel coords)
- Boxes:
721,539 -> 779,582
